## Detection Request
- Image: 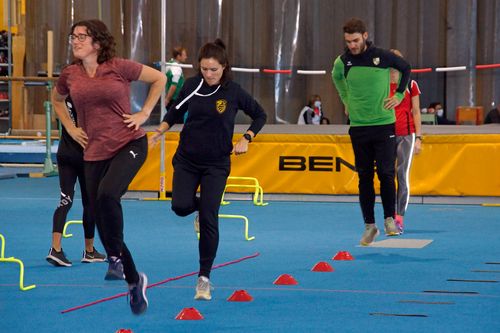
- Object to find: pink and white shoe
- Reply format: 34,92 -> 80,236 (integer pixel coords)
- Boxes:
394,215 -> 404,234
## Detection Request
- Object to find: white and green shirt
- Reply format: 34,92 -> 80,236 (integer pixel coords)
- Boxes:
166,58 -> 185,101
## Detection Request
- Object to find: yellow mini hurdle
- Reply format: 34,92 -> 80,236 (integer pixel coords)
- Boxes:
65,217 -> 255,241
221,176 -> 268,206
195,214 -> 255,241
62,220 -> 83,238
0,233 -> 36,291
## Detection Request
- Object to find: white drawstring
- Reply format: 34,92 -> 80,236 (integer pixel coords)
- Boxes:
175,79 -> 221,110
195,85 -> 221,97
175,79 -> 203,110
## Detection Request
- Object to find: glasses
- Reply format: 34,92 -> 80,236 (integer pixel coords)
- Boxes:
68,33 -> 90,42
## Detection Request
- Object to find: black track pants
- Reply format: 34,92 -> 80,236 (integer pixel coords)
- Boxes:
84,136 -> 148,284
171,152 -> 230,278
349,124 -> 396,224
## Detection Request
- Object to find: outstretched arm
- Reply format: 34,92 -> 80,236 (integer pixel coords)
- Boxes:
149,121 -> 171,147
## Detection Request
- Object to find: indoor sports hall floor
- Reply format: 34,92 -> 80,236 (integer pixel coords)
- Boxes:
0,175 -> 499,333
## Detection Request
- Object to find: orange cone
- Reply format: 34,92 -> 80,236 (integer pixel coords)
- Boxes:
273,274 -> 298,285
332,251 -> 354,260
227,290 -> 254,302
175,307 -> 204,320
311,261 -> 334,272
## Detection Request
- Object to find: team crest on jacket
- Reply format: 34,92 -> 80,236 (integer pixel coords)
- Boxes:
373,57 -> 380,65
216,99 -> 227,113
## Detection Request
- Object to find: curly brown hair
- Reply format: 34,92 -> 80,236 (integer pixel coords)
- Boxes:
70,19 -> 116,64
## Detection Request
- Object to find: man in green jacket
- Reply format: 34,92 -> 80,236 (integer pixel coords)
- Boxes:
332,18 -> 411,246
165,46 -> 188,123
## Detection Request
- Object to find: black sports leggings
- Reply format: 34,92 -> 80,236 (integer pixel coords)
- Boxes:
84,136 -> 148,284
171,152 -> 230,279
52,155 -> 95,239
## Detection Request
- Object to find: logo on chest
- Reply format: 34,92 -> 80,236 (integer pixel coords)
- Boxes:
372,57 -> 380,66
216,99 -> 227,114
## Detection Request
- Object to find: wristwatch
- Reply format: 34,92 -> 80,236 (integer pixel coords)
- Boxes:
243,133 -> 252,142
416,135 -> 422,141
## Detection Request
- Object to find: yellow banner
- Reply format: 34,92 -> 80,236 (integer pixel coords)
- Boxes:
129,133 -> 500,196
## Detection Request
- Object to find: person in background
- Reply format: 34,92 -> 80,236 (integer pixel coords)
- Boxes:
52,19 -> 166,315
390,49 -> 422,234
332,18 -> 411,245
429,102 -> 455,125
484,105 -> 500,124
46,96 -> 106,267
150,39 -> 267,301
320,116 -> 330,124
165,46 -> 188,123
297,94 -> 323,124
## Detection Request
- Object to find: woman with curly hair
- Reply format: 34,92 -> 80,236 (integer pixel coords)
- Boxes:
52,19 -> 166,315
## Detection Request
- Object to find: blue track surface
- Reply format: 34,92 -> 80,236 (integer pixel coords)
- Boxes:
0,176 -> 499,332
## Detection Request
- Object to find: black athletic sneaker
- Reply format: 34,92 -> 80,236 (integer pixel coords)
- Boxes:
46,248 -> 72,267
129,272 -> 148,315
81,247 -> 107,263
105,257 -> 125,280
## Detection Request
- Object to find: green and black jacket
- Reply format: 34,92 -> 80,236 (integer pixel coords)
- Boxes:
332,42 -> 411,127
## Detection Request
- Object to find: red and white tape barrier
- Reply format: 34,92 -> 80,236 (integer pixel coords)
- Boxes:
156,62 -> 500,75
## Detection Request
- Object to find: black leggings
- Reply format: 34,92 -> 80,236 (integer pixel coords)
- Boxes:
52,154 -> 95,239
349,124 -> 396,224
84,136 -> 148,284
171,152 -> 230,278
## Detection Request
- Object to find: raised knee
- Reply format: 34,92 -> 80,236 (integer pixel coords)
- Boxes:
171,204 -> 193,217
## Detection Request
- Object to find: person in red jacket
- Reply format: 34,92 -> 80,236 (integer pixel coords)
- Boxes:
390,49 -> 422,233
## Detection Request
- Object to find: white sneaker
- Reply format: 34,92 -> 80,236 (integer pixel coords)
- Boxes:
194,276 -> 212,301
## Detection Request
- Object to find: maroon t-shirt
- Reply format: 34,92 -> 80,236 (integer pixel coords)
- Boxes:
56,58 -> 143,161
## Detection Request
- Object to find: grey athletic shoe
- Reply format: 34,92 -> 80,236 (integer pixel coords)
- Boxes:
384,217 -> 400,236
105,257 -> 125,280
46,248 -> 72,267
129,272 -> 148,315
194,276 -> 212,301
360,224 -> 379,246
81,247 -> 106,263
